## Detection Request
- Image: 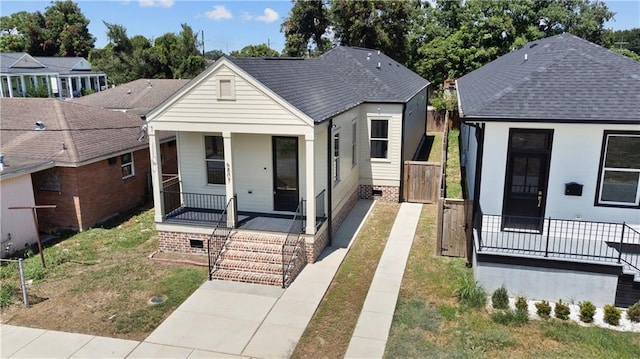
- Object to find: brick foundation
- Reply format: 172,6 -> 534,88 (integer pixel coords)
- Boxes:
306,188 -> 359,262
358,184 -> 399,202
158,231 -> 209,255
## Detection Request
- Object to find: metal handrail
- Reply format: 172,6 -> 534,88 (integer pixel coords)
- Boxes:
282,199 -> 304,288
207,196 -> 236,280
477,213 -> 640,273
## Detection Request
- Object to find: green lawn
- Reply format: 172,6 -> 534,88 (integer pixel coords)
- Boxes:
445,128 -> 463,199
384,204 -> 640,358
0,208 -> 207,341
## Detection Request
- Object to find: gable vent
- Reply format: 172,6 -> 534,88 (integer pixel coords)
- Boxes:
219,79 -> 232,98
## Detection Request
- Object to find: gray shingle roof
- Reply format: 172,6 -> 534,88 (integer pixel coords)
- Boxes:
73,78 -> 189,116
1,98 -> 170,166
227,46 -> 429,122
0,52 -> 104,75
456,33 -> 640,123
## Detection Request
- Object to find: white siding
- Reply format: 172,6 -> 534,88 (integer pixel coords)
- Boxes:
315,124 -> 329,216
460,122 -> 478,199
177,132 -> 225,197
359,103 -> 404,187
331,108 -> 360,213
150,65 -> 312,134
479,122 -> 639,224
402,88 -> 428,161
1,174 -> 38,257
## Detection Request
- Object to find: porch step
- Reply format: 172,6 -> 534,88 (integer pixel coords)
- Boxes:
216,258 -> 283,275
211,269 -> 282,287
210,231 -> 306,288
615,273 -> 640,308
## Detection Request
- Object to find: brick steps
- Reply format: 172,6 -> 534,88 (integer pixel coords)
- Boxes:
211,269 -> 283,287
211,231 -> 301,287
216,258 -> 283,275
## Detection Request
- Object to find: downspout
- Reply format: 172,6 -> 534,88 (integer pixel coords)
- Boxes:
398,103 -> 407,202
469,122 -> 485,264
327,119 -> 333,246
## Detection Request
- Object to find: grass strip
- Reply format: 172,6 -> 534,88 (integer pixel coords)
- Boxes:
385,204 -> 640,358
445,128 -> 463,199
291,202 -> 400,359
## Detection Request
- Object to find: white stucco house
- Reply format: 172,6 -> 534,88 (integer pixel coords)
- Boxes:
457,34 -> 640,307
146,47 -> 429,286
0,157 -> 54,258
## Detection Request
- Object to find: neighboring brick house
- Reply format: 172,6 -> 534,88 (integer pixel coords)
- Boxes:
0,98 -> 174,233
73,78 -> 189,175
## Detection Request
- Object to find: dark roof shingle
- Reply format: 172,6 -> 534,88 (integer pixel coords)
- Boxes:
226,46 -> 429,122
1,98 -> 168,166
73,78 -> 189,116
456,33 -> 640,123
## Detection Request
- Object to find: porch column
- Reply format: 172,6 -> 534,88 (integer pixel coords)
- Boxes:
56,76 -> 63,98
305,135 -> 315,235
223,131 -> 236,227
19,75 -> 26,96
7,76 -> 14,97
66,78 -> 73,98
149,129 -> 164,222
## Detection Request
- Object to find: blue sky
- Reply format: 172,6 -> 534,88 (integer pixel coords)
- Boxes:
1,0 -> 639,53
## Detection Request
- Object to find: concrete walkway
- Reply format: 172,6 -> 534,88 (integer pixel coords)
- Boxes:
345,202 -> 423,359
1,200 -> 376,359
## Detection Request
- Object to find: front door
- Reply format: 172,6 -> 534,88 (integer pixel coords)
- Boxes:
502,129 -> 553,232
273,136 -> 299,212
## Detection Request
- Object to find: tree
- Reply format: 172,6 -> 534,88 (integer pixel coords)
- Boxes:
281,0 -> 330,57
411,0 -> 615,87
0,1 -> 94,56
204,49 -> 226,61
330,0 -> 418,64
230,44 -> 280,57
608,28 -> 640,55
42,0 -> 95,57
89,22 -> 205,85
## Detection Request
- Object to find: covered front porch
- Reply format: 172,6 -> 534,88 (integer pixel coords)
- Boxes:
159,185 -> 327,233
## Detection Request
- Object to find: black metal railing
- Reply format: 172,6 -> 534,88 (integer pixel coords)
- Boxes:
161,190 -> 227,218
207,196 -> 236,280
282,199 -> 305,288
161,175 -> 181,214
477,213 -> 640,272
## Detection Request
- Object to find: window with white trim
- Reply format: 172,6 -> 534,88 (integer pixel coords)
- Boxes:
370,119 -> 388,159
596,132 -> 640,207
217,76 -> 235,100
333,132 -> 340,184
351,120 -> 357,167
205,136 -> 225,184
121,152 -> 134,179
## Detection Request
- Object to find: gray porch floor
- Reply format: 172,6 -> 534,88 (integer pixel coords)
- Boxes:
164,207 -> 325,233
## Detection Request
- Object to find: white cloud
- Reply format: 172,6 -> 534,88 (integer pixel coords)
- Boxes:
242,8 -> 279,24
205,5 -> 233,20
138,0 -> 174,8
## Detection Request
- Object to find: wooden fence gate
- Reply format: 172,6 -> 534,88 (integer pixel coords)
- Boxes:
437,198 -> 472,258
403,161 -> 442,203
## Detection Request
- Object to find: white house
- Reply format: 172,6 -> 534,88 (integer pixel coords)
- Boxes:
457,34 -> 640,307
0,52 -> 107,98
0,157 -> 54,258
146,47 -> 429,286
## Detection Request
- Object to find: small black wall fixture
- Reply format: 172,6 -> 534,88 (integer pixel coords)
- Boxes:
565,182 -> 583,196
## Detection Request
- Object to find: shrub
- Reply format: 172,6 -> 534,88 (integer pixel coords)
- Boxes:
0,283 -> 17,308
492,286 -> 509,310
627,300 -> 640,323
454,273 -> 487,308
554,300 -> 570,320
603,304 -> 621,326
491,309 -> 529,326
579,301 -> 596,323
515,296 -> 528,313
535,301 -> 552,319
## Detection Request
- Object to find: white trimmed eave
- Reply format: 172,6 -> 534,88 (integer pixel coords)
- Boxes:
146,58 -> 315,129
8,53 -> 46,69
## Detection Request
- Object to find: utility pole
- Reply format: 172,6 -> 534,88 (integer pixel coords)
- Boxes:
201,30 -> 205,57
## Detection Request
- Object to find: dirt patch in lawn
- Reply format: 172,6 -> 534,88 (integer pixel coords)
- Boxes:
0,209 -> 207,341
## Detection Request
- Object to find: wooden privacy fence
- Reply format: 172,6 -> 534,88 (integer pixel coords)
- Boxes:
403,161 -> 442,203
436,198 -> 472,258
